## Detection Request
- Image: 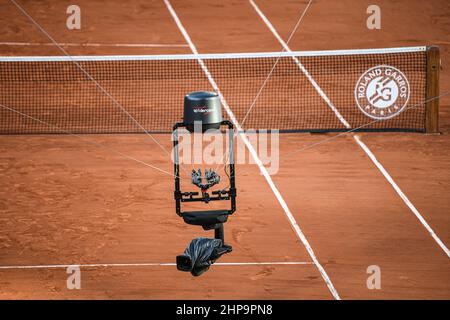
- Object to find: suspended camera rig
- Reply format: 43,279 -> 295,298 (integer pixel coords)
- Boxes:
173,91 -> 237,275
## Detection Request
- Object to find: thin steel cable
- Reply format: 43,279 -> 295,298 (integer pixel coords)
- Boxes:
0,102 -> 176,178
217,0 -> 313,174
9,0 -> 189,178
282,91 -> 449,159
232,91 -> 449,178
241,0 -> 313,126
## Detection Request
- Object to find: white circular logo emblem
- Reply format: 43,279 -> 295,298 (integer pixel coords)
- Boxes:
354,65 -> 410,120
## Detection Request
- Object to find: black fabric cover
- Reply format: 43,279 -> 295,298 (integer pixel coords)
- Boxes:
177,237 -> 223,276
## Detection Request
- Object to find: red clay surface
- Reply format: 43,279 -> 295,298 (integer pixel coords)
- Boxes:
0,0 -> 449,299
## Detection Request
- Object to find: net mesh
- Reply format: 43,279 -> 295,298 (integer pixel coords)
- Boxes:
0,47 -> 428,134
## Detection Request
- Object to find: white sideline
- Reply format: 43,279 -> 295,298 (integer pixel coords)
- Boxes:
0,261 -> 314,270
0,42 -> 189,48
354,136 -> 450,258
249,0 -> 450,259
164,0 -> 341,301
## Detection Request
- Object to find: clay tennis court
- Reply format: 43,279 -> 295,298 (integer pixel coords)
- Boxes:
0,0 -> 449,300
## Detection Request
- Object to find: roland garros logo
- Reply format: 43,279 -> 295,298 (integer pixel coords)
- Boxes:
354,65 -> 410,120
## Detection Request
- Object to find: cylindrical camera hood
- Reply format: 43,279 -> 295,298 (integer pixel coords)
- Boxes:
183,91 -> 222,132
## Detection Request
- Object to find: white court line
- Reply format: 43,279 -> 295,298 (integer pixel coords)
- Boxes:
0,41 -> 189,48
0,261 -> 313,270
249,0 -> 350,129
354,135 -> 450,258
249,0 -> 450,259
164,0 -> 341,301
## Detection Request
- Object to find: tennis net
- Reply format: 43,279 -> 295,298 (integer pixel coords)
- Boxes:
0,46 -> 439,134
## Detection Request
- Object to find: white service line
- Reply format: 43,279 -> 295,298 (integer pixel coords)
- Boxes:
249,0 -> 450,259
0,261 -> 313,270
164,0 -> 341,300
0,42 -> 189,47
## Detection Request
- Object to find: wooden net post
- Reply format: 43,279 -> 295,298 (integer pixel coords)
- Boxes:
425,46 -> 440,134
